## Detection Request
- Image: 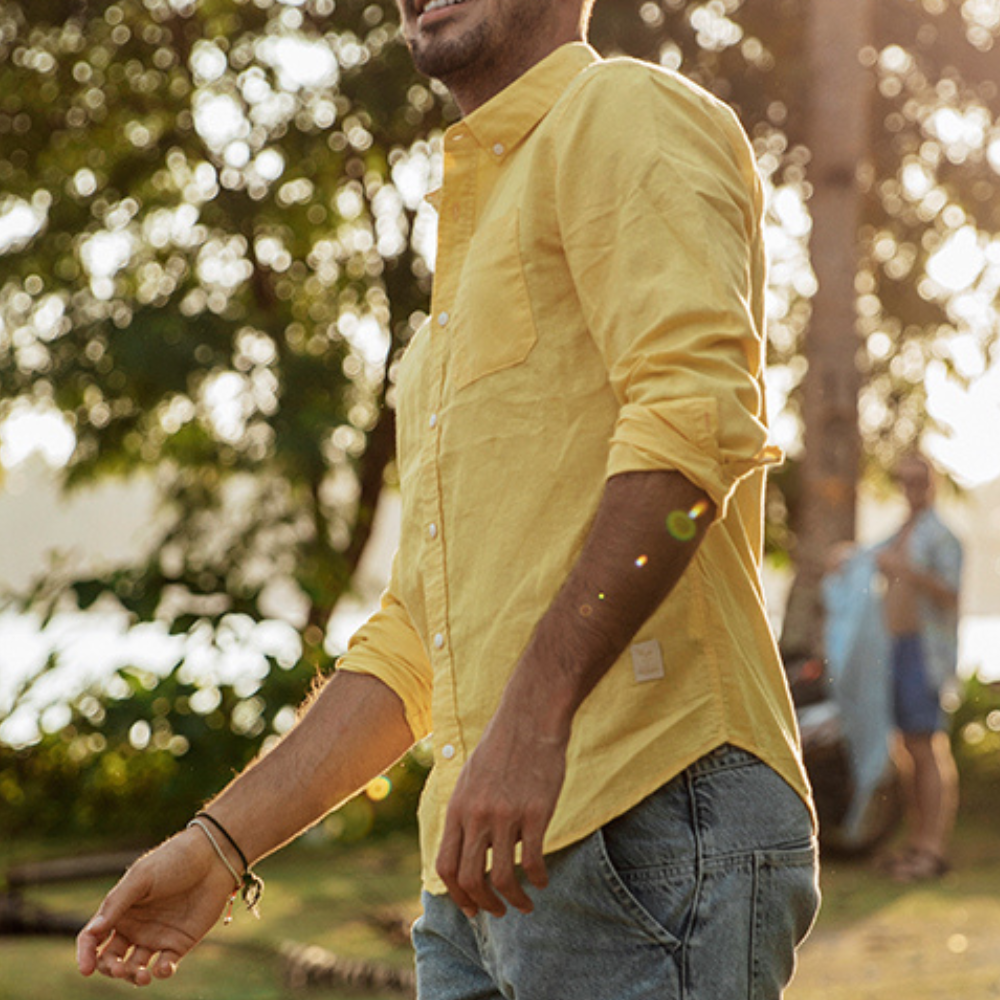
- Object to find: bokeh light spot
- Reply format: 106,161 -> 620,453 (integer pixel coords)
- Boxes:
365,775 -> 392,802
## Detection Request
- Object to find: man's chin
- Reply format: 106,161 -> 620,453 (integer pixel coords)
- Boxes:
408,23 -> 487,81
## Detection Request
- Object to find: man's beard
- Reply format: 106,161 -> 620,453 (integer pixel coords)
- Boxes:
408,17 -> 493,81
406,1 -> 552,91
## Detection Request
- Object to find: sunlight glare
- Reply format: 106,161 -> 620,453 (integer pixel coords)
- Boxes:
927,226 -> 986,292
0,199 -> 46,254
925,364 -> 1000,486
0,405 -> 76,468
257,36 -> 339,92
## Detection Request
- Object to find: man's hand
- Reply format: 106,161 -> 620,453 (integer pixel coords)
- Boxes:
76,829 -> 236,987
435,702 -> 568,919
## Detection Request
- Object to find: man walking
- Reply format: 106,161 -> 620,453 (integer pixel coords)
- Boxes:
77,2 -> 819,996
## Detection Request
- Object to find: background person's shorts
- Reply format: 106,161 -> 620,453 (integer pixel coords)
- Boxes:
891,634 -> 944,734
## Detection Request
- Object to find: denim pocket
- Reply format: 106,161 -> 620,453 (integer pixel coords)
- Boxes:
594,827 -> 693,950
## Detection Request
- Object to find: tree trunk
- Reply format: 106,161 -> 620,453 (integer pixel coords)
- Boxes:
0,850 -> 141,938
782,0 -> 876,658
4,851 -> 140,890
281,940 -> 416,996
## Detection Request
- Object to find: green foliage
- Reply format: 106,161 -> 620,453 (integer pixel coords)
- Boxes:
1,0 -> 998,838
0,0 -> 448,641
949,671 -> 1000,808
0,652 -> 311,839
0,1 -> 444,834
0,641 -> 430,840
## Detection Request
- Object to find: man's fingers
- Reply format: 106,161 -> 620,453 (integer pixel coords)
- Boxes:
489,829 -> 534,914
153,950 -> 181,980
455,823 -> 506,918
76,916 -> 111,976
519,824 -> 550,891
95,930 -> 132,978
458,860 -> 506,918
78,900 -> 133,977
436,821 -> 479,918
122,945 -> 155,986
438,813 -> 508,919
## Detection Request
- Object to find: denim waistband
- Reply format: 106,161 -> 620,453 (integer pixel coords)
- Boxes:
684,743 -> 761,779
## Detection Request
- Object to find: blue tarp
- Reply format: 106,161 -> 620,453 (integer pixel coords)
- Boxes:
821,548 -> 893,837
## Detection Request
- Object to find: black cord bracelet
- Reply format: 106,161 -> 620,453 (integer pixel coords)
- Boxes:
194,812 -> 250,872
192,812 -> 264,919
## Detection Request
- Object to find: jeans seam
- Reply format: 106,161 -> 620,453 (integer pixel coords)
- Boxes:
679,766 -> 704,1000
698,838 -> 815,872
749,852 -> 761,1000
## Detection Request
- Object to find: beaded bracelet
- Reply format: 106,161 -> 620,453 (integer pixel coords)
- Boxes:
187,814 -> 265,923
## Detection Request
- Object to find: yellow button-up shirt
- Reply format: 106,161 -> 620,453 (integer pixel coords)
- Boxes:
338,43 -> 812,893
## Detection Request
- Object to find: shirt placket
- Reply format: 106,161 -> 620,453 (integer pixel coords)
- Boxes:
422,126 -> 478,777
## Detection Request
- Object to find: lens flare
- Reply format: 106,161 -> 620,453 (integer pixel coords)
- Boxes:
666,500 -> 708,542
365,776 -> 392,802
666,510 -> 696,541
635,555 -> 649,568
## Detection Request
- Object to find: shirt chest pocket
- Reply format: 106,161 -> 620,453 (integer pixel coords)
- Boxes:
450,209 -> 538,390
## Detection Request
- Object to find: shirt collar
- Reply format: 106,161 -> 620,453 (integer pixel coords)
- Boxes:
425,43 -> 599,211
457,42 -> 600,156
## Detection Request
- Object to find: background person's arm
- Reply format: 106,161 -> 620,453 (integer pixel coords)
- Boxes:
906,564 -> 959,611
877,544 -> 959,611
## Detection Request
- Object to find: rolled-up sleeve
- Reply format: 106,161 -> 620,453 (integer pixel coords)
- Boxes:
335,560 -> 433,742
555,67 -> 781,518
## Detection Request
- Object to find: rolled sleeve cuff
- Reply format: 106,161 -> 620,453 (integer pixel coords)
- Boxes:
335,600 -> 434,742
606,398 -> 783,519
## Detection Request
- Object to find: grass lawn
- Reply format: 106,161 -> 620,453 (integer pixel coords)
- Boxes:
788,803 -> 1000,1000
3,786 -> 999,999
0,830 -> 423,1000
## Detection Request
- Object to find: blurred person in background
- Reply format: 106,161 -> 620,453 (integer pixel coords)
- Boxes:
874,452 -> 962,881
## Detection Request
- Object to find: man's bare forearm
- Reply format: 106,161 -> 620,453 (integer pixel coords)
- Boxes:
75,664 -> 416,987
203,671 -> 415,865
501,469 -> 715,736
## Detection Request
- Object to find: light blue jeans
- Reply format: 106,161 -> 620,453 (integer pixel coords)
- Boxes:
413,744 -> 819,1000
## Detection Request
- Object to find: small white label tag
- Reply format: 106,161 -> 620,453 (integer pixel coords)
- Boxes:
630,639 -> 665,683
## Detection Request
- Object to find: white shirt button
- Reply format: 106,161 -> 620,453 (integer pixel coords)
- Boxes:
441,744 -> 456,760
493,142 -> 505,156
438,311 -> 449,326
429,523 -> 438,539
429,413 -> 438,429
433,633 -> 445,649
